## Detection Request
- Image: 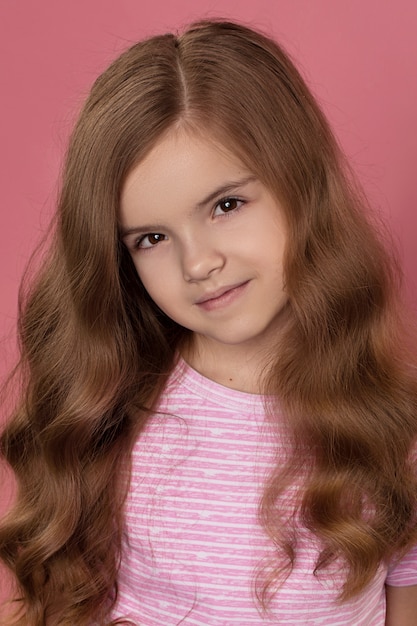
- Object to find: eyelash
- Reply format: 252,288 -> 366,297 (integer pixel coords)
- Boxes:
213,196 -> 245,217
133,232 -> 165,250
131,196 -> 245,251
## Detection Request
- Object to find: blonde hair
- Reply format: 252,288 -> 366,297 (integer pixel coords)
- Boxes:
1,19 -> 417,625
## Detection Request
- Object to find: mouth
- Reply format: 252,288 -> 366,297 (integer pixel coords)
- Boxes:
195,281 -> 250,310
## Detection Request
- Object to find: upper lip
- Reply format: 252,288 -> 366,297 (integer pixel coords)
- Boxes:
195,281 -> 247,304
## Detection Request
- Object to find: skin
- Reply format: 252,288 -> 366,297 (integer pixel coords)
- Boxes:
120,128 -> 288,393
385,584 -> 417,625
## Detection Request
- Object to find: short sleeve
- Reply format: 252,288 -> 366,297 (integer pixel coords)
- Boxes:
386,543 -> 417,586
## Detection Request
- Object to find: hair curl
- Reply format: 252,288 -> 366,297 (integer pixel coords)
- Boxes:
1,19 -> 417,624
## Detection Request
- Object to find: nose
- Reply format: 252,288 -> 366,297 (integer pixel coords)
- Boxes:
180,234 -> 225,282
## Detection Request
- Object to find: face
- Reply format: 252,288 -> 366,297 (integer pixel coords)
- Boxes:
120,129 -> 288,367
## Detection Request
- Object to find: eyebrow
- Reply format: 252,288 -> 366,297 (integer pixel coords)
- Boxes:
195,175 -> 257,210
119,175 -> 257,238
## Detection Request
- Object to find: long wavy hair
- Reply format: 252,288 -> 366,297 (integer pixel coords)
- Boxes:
1,19 -> 417,625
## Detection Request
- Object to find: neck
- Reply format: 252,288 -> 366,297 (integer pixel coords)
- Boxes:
181,338 -> 271,394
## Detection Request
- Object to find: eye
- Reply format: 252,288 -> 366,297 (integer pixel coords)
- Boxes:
135,233 -> 166,249
213,197 -> 244,216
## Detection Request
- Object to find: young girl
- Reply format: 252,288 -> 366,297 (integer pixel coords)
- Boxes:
1,19 -> 417,626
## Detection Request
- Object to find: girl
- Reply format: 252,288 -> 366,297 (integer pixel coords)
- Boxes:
1,19 -> 417,626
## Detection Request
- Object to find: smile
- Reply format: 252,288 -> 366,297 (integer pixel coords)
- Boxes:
195,281 -> 250,311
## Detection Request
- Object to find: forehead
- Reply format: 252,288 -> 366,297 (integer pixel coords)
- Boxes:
120,128 -> 252,221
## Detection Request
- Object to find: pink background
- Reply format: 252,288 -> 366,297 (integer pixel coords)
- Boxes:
1,0 -> 417,375
0,0 -> 417,599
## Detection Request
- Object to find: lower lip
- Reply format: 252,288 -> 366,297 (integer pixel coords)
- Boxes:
196,281 -> 249,312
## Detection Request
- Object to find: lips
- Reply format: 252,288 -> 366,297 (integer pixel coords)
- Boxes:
195,281 -> 249,309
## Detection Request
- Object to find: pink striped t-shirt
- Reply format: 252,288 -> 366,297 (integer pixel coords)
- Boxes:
112,358 -> 417,625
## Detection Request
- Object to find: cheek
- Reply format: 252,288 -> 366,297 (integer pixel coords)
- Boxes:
131,259 -> 156,297
134,261 -> 174,309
